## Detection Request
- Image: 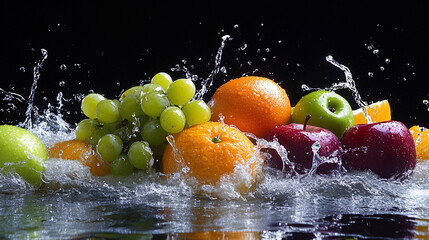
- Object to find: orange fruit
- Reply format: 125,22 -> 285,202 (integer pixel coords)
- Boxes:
409,125 -> 429,162
353,99 -> 391,125
209,76 -> 291,138
48,140 -> 110,176
162,121 -> 258,185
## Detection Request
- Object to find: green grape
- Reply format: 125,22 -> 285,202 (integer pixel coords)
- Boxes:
182,100 -> 212,126
95,99 -> 121,123
167,78 -> 195,106
131,114 -> 149,129
97,134 -> 123,163
88,126 -> 110,146
128,141 -> 154,170
141,118 -> 168,146
75,118 -> 98,141
141,83 -> 165,96
160,106 -> 186,133
113,125 -> 142,143
151,72 -> 173,91
81,93 -> 106,119
141,91 -> 170,118
120,86 -> 145,99
119,94 -> 145,121
103,120 -> 123,133
110,155 -> 134,176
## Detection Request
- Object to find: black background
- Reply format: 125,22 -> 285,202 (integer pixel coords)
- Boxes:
2,1 -> 429,127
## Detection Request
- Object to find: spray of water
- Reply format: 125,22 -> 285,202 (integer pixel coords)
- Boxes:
22,49 -> 49,129
172,35 -> 232,100
302,55 -> 372,123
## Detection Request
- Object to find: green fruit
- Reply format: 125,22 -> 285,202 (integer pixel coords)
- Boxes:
291,90 -> 354,138
0,125 -> 47,188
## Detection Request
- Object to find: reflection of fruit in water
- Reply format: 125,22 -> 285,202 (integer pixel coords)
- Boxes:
48,140 -> 110,176
173,231 -> 260,239
409,125 -> 429,161
353,99 -> 391,125
209,76 -> 291,138
162,122 -> 257,185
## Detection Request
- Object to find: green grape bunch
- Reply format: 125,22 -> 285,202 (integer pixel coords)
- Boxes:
75,72 -> 212,176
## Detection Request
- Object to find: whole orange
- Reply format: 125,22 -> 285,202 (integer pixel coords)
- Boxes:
48,139 -> 110,176
209,76 -> 291,138
162,121 -> 258,185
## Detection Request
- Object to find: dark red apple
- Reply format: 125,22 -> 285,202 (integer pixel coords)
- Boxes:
341,120 -> 416,179
265,121 -> 342,175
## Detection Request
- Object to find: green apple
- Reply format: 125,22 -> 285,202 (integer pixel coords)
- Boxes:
291,90 -> 354,138
0,125 -> 47,188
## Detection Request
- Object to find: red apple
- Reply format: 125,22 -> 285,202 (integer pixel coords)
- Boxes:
341,120 -> 416,179
265,118 -> 341,175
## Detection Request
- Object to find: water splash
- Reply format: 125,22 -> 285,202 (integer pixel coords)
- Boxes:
302,55 -> 371,123
22,49 -> 48,129
172,35 -> 232,100
195,35 -> 232,100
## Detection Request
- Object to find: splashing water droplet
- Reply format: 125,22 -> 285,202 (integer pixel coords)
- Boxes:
193,35 -> 232,100
58,81 -> 65,87
238,43 -> 247,51
19,67 -> 26,72
423,100 -> 429,111
22,48 -> 48,129
60,64 -> 67,70
368,72 -> 374,77
373,49 -> 379,55
304,55 -> 371,123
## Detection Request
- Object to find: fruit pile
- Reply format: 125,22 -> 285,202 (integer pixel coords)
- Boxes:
67,72 -> 211,176
1,72 -> 428,190
48,75 -> 427,182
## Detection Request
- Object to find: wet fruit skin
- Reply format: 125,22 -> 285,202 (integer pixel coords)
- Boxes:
265,123 -> 341,174
0,125 -> 47,188
341,120 -> 416,179
209,76 -> 291,138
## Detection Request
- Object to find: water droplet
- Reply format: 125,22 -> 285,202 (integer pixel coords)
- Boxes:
403,77 -> 407,81
423,100 -> 429,111
220,66 -> 227,73
372,49 -> 379,55
221,35 -> 231,41
380,66 -> 385,71
385,58 -> 391,64
74,63 -> 81,68
19,67 -> 26,72
368,72 -> 374,77
239,43 -> 247,51
60,64 -> 67,70
262,57 -> 266,62
182,166 -> 190,174
265,48 -> 271,52
59,81 -> 65,87
234,24 -> 239,29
